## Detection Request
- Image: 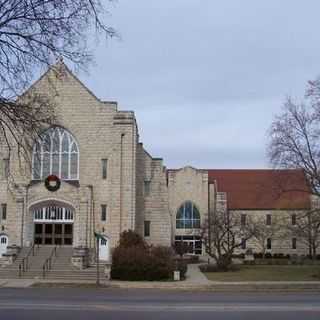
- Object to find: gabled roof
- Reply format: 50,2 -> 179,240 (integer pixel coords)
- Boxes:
20,60 -> 117,106
208,169 -> 311,210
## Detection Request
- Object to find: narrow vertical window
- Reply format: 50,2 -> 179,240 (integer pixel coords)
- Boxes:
292,238 -> 297,250
101,205 -> 107,222
3,159 -> 9,179
102,159 -> 108,179
241,238 -> 246,250
144,181 -> 151,196
144,220 -> 150,237
241,214 -> 246,226
291,214 -> 296,226
266,214 -> 271,226
1,204 -> 6,220
267,238 -> 272,250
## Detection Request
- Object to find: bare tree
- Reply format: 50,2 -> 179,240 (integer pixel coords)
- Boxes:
286,208 -> 320,259
252,215 -> 282,258
268,96 -> 320,196
0,0 -> 115,166
201,196 -> 258,271
268,78 -> 320,258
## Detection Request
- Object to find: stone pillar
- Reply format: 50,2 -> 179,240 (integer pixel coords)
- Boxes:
15,197 -> 24,248
23,196 -> 33,247
71,246 -> 89,269
73,199 -> 88,247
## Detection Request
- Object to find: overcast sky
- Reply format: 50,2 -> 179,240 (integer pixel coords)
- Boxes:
81,0 -> 320,169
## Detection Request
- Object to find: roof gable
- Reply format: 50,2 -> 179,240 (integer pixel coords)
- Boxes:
208,169 -> 311,210
20,60 -> 103,103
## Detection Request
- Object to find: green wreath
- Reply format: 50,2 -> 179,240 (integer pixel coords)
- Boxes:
45,175 -> 61,192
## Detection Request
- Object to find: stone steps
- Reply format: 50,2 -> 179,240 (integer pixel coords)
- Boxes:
0,246 -> 108,281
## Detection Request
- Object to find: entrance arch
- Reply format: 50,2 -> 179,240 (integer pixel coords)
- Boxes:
0,235 -> 8,256
30,201 -> 74,245
99,236 -> 109,261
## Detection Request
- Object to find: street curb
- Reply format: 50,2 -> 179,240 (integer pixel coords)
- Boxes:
27,280 -> 320,292
3,277 -> 320,292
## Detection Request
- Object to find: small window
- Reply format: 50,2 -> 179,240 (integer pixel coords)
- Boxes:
267,238 -> 272,250
144,220 -> 150,237
1,204 -> 6,220
144,181 -> 151,196
101,205 -> 107,221
3,159 -> 9,179
266,214 -> 271,226
241,214 -> 246,226
102,159 -> 108,179
241,238 -> 246,250
292,238 -> 297,250
291,214 -> 296,226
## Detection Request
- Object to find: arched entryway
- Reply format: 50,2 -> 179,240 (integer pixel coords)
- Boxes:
0,235 -> 8,256
30,201 -> 74,245
98,236 -> 109,261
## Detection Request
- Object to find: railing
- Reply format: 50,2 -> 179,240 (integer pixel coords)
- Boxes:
42,246 -> 57,278
18,243 -> 39,277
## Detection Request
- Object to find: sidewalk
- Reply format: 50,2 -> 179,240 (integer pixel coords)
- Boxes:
1,264 -> 320,291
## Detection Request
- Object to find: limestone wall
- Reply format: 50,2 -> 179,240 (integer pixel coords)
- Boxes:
0,63 -> 139,250
168,167 -> 208,238
137,145 -> 171,246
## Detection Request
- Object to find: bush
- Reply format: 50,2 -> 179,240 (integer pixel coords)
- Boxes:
265,252 -> 272,259
175,259 -> 188,279
199,264 -> 219,273
119,230 -> 147,249
174,242 -> 191,257
111,231 -> 176,281
232,253 -> 245,259
273,253 -> 286,259
253,252 -> 263,259
199,263 -> 239,273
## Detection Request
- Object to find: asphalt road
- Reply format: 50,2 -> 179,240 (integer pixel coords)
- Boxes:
0,287 -> 319,320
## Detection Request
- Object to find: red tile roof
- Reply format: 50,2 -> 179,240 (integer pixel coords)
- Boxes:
208,169 -> 311,210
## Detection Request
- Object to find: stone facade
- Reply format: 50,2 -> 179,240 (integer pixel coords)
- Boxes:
0,63 -> 314,264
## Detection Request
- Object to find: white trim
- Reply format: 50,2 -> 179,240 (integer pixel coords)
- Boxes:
28,198 -> 75,211
33,205 -> 74,223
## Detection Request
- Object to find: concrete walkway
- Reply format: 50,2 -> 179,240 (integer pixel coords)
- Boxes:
184,263 -> 210,284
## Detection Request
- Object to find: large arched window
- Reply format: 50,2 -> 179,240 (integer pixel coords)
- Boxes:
32,127 -> 79,180
176,201 -> 200,229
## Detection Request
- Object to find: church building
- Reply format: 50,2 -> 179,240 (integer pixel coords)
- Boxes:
0,63 -> 312,266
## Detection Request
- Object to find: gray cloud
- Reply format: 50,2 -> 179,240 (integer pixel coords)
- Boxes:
81,0 -> 320,168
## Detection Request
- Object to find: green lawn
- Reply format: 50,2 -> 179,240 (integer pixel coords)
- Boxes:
204,265 -> 320,282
